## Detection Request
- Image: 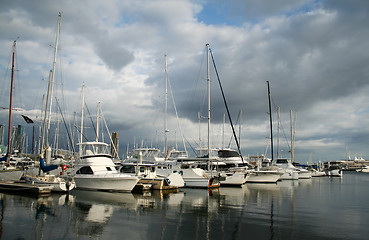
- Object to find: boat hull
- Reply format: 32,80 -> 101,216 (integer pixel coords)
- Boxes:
74,175 -> 138,192
180,168 -> 220,188
311,171 -> 326,177
0,169 -> 23,181
298,170 -> 312,179
24,175 -> 76,192
279,170 -> 299,180
246,170 -> 282,183
328,169 -> 342,177
138,178 -> 178,190
220,171 -> 249,186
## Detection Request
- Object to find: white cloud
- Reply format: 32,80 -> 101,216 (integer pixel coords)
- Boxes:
1,0 -> 369,161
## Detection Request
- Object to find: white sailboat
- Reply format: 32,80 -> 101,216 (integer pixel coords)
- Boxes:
288,110 -> 311,179
23,13 -> 76,192
246,81 -> 284,183
154,50 -> 219,188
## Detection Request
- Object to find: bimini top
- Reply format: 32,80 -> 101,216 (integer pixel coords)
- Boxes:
78,142 -> 111,158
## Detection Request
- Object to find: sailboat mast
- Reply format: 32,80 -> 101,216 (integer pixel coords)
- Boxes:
6,40 -> 16,163
80,82 -> 85,155
41,71 -> 52,155
164,55 -> 168,153
96,101 -> 100,142
206,43 -> 211,170
277,106 -> 280,158
267,81 -> 274,162
239,110 -> 242,150
290,109 -> 295,162
46,12 -> 61,145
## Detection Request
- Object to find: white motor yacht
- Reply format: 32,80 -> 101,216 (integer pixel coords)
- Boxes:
74,142 -> 139,192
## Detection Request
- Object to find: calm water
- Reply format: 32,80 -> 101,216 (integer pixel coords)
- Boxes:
1,172 -> 368,240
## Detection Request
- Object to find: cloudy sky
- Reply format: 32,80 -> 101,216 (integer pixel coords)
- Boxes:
1,0 -> 369,162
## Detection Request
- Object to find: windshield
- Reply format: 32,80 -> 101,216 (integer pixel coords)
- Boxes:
81,143 -> 111,156
218,150 -> 240,158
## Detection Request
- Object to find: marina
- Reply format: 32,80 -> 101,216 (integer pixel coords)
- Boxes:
0,172 -> 368,239
1,2 -> 369,240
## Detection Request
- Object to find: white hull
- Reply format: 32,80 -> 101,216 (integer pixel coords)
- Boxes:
298,169 -> 312,179
328,169 -> 342,177
279,170 -> 299,180
166,172 -> 185,187
182,177 -> 220,188
181,168 -> 220,188
311,170 -> 326,177
24,175 -> 75,192
356,166 -> 369,173
74,142 -> 140,192
246,170 -> 282,183
74,175 -> 138,192
220,171 -> 249,186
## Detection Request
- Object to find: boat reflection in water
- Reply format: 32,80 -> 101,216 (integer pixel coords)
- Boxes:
1,173 -> 369,240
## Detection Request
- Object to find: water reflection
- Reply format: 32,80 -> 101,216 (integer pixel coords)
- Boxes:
1,175 -> 368,240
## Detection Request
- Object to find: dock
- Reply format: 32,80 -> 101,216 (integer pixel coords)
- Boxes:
0,181 -> 53,195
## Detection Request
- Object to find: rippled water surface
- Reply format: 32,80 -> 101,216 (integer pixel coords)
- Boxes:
1,172 -> 368,240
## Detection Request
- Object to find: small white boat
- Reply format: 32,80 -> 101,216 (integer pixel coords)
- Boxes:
310,168 -> 326,177
328,168 -> 343,177
298,168 -> 312,179
73,142 -> 139,192
120,162 -> 178,190
246,169 -> 283,183
24,174 -> 75,192
220,168 -> 249,186
154,162 -> 186,187
180,165 -> 220,188
325,162 -> 343,177
275,159 -> 299,180
356,165 -> 369,173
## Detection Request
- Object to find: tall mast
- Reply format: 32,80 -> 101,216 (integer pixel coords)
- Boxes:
239,110 -> 242,150
80,82 -> 85,155
277,106 -> 280,158
267,81 -> 274,162
164,55 -> 168,153
290,109 -> 296,162
290,110 -> 293,162
96,101 -> 100,142
6,40 -> 16,163
46,12 -> 61,147
41,71 -> 52,156
222,113 -> 225,149
206,43 -> 211,170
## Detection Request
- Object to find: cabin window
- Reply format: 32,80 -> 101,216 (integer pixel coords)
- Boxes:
76,166 -> 93,174
276,159 -> 288,164
106,167 -> 112,171
140,167 -> 145,173
151,167 -> 155,172
120,165 -> 135,173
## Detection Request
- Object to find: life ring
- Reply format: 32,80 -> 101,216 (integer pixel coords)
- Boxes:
62,164 -> 67,170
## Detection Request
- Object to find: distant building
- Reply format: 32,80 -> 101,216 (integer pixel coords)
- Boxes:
111,132 -> 119,159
